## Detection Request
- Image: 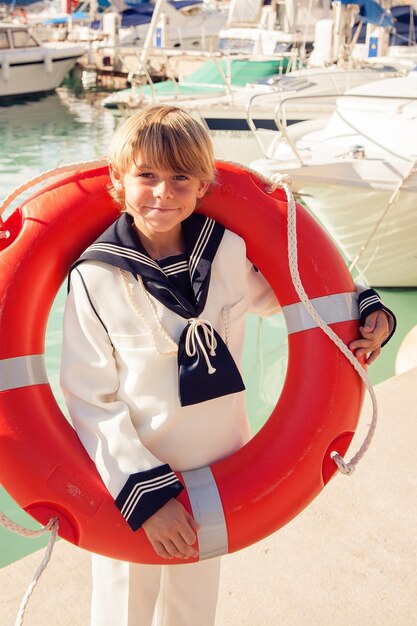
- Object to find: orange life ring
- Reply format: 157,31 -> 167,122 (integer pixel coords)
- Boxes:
0,162 -> 364,563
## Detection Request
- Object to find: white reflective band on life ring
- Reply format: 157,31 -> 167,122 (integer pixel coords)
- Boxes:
182,466 -> 228,560
0,355 -> 48,391
282,292 -> 359,335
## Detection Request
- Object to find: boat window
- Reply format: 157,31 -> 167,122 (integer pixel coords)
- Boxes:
277,76 -> 316,91
179,5 -> 202,16
273,43 -> 291,54
11,30 -> 39,49
218,38 -> 255,54
0,32 -> 9,50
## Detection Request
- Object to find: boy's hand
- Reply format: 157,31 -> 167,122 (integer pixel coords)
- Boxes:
142,498 -> 199,560
349,310 -> 390,365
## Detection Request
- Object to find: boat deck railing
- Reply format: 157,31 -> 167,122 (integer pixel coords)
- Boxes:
94,45 -> 300,102
247,87 -> 417,165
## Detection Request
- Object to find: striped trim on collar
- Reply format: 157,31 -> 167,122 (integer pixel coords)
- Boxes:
85,242 -> 163,274
73,212 -> 225,319
189,216 -> 216,281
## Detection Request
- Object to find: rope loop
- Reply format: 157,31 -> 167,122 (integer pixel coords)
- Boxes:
267,173 -> 293,193
0,510 -> 59,626
331,452 -> 355,475
266,170 -> 378,475
0,157 -> 108,218
0,510 -> 57,538
14,518 -> 59,626
185,318 -> 218,375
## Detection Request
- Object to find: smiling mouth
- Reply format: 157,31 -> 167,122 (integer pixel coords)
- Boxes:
146,206 -> 177,212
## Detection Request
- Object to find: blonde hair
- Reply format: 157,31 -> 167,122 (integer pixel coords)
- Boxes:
108,105 -> 216,207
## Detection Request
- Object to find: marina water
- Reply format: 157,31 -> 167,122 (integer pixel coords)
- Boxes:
0,86 -> 415,568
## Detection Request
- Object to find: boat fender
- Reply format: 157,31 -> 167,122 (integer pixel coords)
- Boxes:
43,52 -> 53,74
1,56 -> 10,82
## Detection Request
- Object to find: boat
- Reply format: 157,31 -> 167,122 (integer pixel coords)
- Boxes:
99,0 -> 332,109
117,0 -> 228,48
0,22 -> 86,100
113,0 -> 325,51
100,52 -> 300,111
249,72 -> 417,288
99,0 -> 410,164
70,0 -> 229,51
352,3 -> 417,66
12,0 -> 227,51
216,0 -> 331,57
179,0 -> 416,136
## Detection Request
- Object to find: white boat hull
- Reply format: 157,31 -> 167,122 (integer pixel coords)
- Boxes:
285,168 -> 417,288
252,151 -> 417,287
250,75 -> 417,288
0,47 -> 85,98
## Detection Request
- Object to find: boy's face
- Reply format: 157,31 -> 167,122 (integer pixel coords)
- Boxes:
110,156 -> 209,248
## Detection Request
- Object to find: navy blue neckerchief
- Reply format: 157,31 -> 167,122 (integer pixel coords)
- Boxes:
72,212 -> 245,406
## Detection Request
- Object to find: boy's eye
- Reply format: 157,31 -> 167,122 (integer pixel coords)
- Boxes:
174,174 -> 189,181
138,172 -> 154,179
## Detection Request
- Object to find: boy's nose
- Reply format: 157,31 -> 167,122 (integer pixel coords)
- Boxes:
154,180 -> 173,198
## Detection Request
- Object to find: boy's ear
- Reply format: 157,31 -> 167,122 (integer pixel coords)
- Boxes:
109,163 -> 123,190
197,180 -> 210,198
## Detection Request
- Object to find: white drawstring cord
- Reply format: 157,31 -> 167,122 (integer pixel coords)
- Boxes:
185,318 -> 218,374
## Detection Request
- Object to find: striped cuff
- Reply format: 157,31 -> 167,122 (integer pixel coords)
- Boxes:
358,288 -> 396,346
115,464 -> 184,531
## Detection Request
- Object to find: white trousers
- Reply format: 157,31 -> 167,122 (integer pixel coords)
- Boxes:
91,553 -> 221,626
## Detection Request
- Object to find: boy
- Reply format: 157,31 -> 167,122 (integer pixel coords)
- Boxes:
60,105 -> 395,626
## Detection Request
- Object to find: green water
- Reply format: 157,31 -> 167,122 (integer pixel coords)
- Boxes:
1,87 -> 416,569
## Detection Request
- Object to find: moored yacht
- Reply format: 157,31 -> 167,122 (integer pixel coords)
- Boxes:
250,72 -> 417,288
0,22 -> 85,100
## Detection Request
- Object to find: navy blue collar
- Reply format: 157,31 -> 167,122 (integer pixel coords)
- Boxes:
75,212 -> 224,318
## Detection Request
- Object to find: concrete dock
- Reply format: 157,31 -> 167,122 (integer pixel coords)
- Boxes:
1,367 -> 416,625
